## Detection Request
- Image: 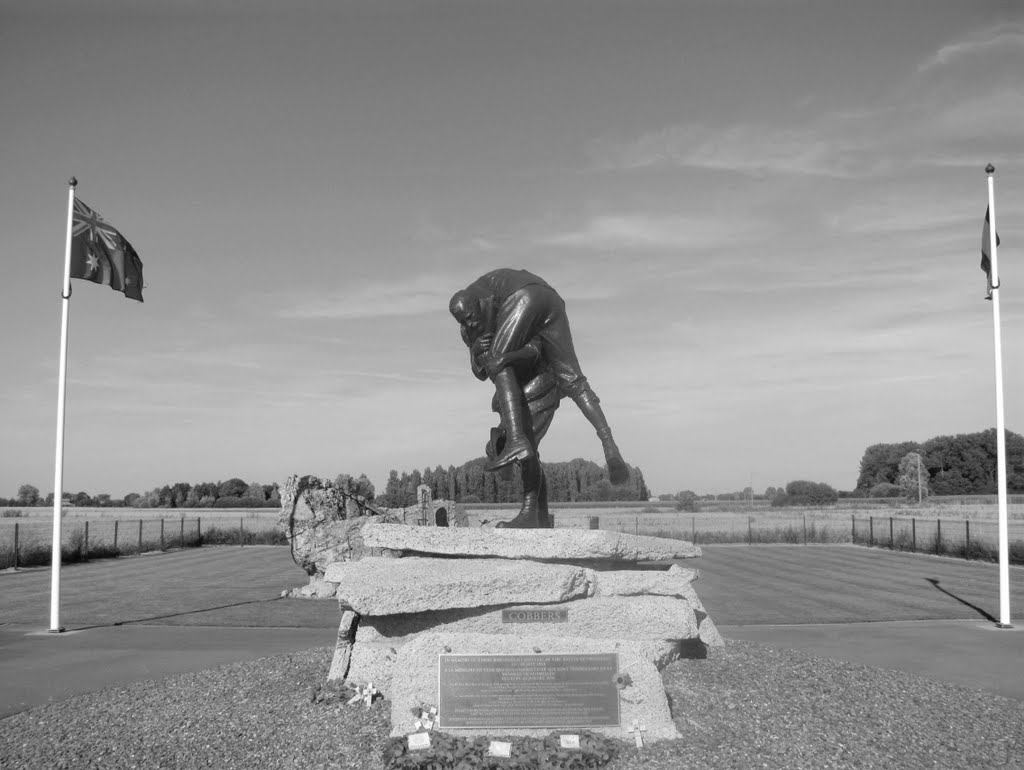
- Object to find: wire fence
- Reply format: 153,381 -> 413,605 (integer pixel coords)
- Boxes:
549,511 -> 1024,564
0,516 -> 286,570
4,510 -> 1024,569
851,514 -> 1024,562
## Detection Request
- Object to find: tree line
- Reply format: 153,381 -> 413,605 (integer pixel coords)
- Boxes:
4,478 -> 281,509
375,457 -> 650,507
856,428 -> 1024,498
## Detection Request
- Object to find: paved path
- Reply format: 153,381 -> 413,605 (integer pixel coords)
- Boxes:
1,543 -> 1021,719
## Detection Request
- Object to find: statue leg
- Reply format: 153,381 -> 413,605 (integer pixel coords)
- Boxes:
572,388 -> 629,485
495,454 -> 543,529
485,367 -> 536,473
536,465 -> 551,528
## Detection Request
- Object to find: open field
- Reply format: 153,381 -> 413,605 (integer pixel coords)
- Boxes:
3,501 -> 1024,569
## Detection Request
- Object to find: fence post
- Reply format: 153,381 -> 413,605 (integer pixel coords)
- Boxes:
889,517 -> 894,550
198,517 -> 202,545
13,522 -> 18,569
114,519 -> 119,549
138,519 -> 143,551
691,515 -> 696,543
635,515 -> 638,536
180,517 -> 185,548
852,514 -> 856,542
912,518 -> 916,552
83,521 -> 89,561
936,518 -> 942,555
803,514 -> 807,545
160,519 -> 165,551
748,516 -> 753,545
239,516 -> 244,547
965,520 -> 971,560
869,516 -> 874,547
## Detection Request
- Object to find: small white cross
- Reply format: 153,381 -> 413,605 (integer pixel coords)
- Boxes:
628,719 -> 646,748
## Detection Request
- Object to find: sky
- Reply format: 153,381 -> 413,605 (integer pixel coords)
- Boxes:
1,0 -> 1023,500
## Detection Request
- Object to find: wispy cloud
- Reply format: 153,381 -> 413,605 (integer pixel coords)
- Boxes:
588,121 -> 882,179
539,212 -> 773,251
917,23 -> 1024,73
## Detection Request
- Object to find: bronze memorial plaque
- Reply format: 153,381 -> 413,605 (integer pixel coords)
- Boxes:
438,653 -> 619,729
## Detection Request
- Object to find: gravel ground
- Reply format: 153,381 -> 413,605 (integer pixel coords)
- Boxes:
1,640 -> 1021,770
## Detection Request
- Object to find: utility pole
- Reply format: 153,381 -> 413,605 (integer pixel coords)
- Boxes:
917,453 -> 922,505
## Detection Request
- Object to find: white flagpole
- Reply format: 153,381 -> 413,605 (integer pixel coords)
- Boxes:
986,163 -> 1012,629
50,176 -> 77,633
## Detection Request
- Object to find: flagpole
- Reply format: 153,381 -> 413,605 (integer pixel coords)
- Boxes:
986,163 -> 1012,629
50,176 -> 76,633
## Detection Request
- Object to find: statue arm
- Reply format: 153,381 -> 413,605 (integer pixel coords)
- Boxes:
462,325 -> 491,381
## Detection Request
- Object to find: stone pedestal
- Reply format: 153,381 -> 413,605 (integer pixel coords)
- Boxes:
320,521 -> 721,744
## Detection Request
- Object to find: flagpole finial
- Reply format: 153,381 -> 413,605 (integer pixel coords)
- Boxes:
68,176 -> 77,187
986,164 -> 995,175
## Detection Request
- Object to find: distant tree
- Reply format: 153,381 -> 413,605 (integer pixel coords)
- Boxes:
773,480 -> 838,507
675,490 -> 699,512
245,482 -> 265,502
219,478 -> 249,498
267,485 -> 281,507
580,479 -> 614,502
139,488 -> 160,508
94,493 -> 111,506
897,452 -> 930,502
71,491 -> 92,506
335,473 -> 376,501
380,470 -> 404,507
123,492 -> 141,507
170,482 -> 192,508
856,441 -> 921,492
868,482 -> 902,498
157,485 -> 173,507
17,484 -> 40,506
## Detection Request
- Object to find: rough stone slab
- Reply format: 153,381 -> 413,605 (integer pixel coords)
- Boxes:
591,564 -> 697,598
361,522 -> 700,561
356,596 -> 697,646
282,577 -> 339,599
326,557 -> 591,615
341,641 -> 400,694
389,632 -> 682,742
327,610 -> 359,680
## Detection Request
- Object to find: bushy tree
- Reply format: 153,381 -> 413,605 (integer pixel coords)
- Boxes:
219,478 -> 249,498
897,452 -> 929,502
334,473 -> 376,501
868,482 -> 902,498
17,484 -> 40,506
773,480 -> 838,507
675,490 -> 699,512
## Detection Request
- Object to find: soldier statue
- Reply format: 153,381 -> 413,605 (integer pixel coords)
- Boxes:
449,268 -> 629,528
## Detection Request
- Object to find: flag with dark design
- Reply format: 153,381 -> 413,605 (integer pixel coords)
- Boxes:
69,197 -> 144,301
981,206 -> 1000,300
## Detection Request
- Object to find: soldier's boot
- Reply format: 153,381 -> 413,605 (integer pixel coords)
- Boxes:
496,456 -> 543,529
572,389 -> 629,486
485,368 -> 536,473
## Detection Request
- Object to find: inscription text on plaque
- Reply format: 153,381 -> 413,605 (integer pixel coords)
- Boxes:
438,653 -> 619,729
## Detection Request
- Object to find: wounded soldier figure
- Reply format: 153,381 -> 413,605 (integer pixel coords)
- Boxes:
450,268 -> 629,528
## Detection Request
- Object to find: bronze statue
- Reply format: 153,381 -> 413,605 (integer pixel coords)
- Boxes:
450,268 -> 629,528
